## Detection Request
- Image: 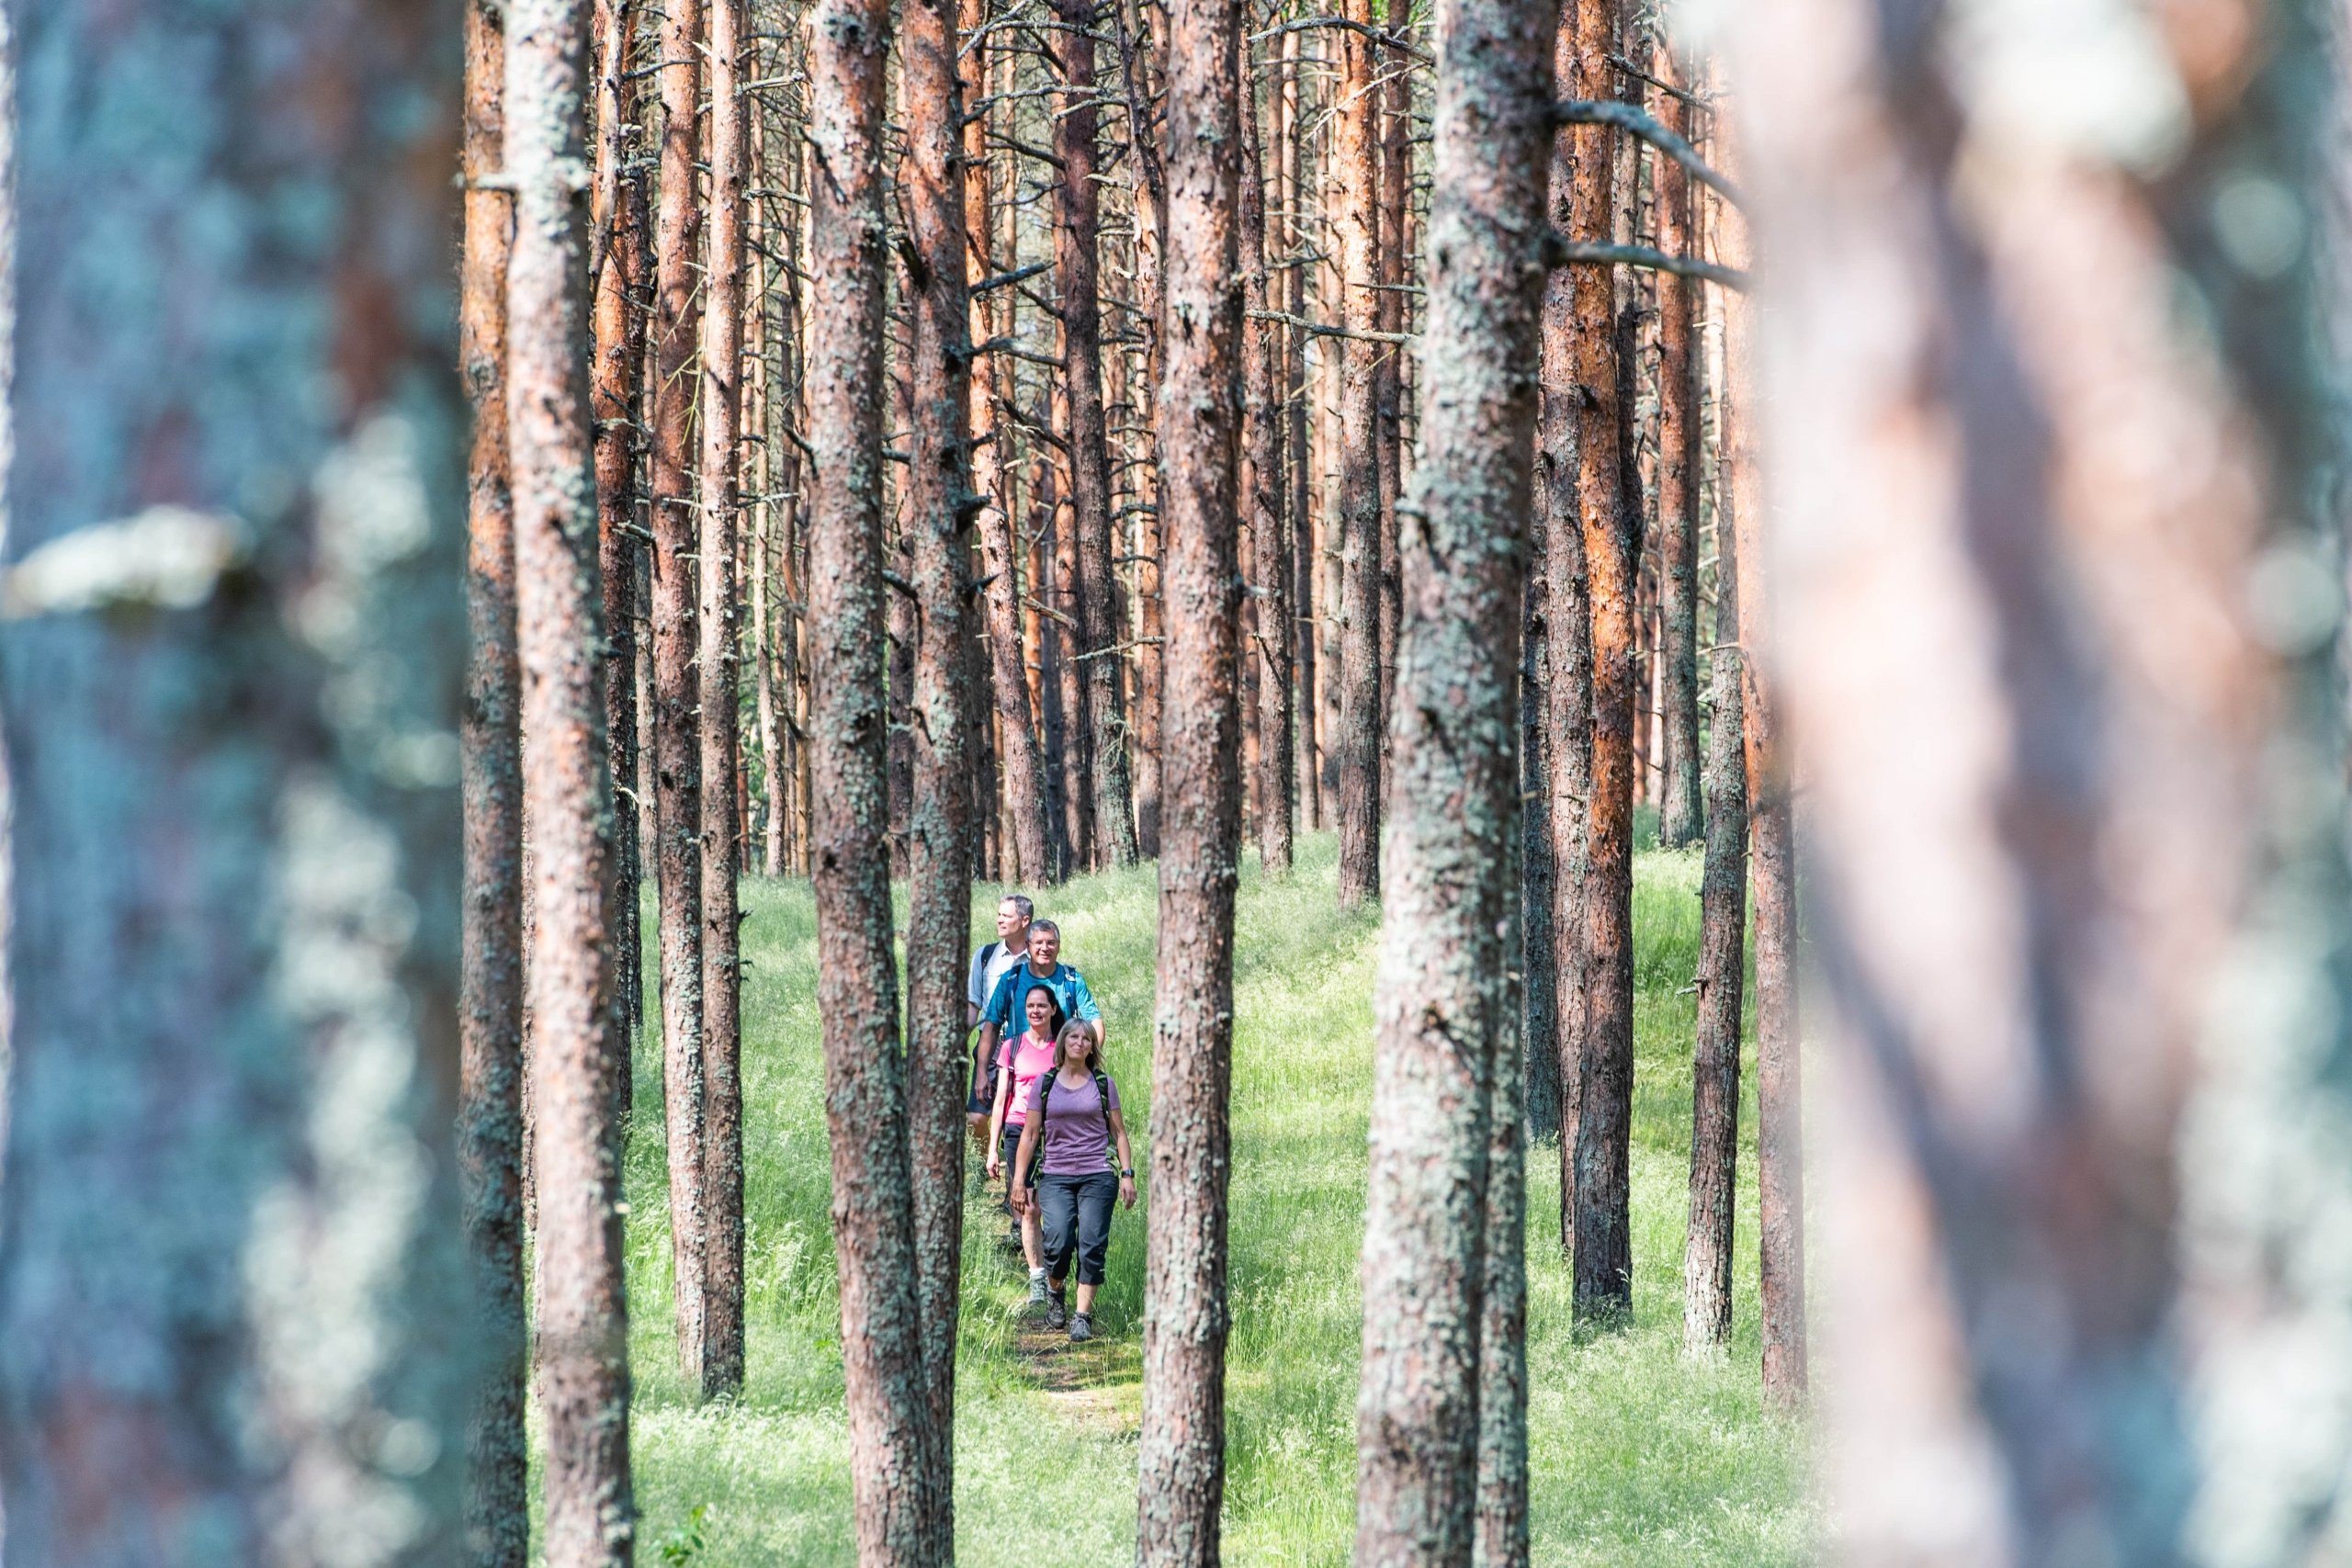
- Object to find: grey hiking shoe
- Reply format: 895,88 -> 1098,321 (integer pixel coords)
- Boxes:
1046,1290 -> 1069,1330
1026,1274 -> 1050,1312
1069,1313 -> 1093,1343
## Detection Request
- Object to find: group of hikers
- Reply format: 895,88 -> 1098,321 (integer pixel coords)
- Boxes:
965,895 -> 1137,1344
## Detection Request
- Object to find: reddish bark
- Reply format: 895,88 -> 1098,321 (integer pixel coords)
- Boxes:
1240,38 -> 1293,877
1136,0 -> 1245,1555
458,6 -> 527,1559
806,0 -> 933,1551
1332,0 -> 1384,908
1566,0 -> 1634,1321
649,0 -> 710,1381
505,0 -> 637,1554
900,0 -> 978,1541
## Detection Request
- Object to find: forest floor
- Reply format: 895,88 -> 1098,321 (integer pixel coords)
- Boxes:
608,832 -> 1816,1566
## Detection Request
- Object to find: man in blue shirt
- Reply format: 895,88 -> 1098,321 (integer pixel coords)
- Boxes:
977,919 -> 1102,1099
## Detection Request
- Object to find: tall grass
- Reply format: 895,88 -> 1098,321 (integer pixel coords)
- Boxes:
612,833 -> 1815,1565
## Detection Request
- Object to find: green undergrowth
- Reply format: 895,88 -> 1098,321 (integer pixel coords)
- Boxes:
607,833 -> 1815,1565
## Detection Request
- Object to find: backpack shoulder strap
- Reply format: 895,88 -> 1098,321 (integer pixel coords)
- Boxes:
979,941 -> 1000,967
1094,1071 -> 1115,1169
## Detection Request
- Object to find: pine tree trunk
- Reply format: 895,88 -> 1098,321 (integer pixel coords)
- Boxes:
1278,28 -> 1319,839
0,3 -> 468,1553
1518,509 -> 1559,1147
459,6 -> 530,1562
1052,0 -> 1141,869
1474,1007 -> 1531,1568
461,0 -> 537,1540
691,0 -> 749,1404
807,0 -> 933,1551
1537,12 -> 1595,1256
1353,0 -> 1554,1548
1373,0 -> 1408,777
650,0 -> 710,1381
1681,442 -> 1745,1356
900,0 -> 977,1543
593,0 -> 651,1064
506,1 -> 639,1554
1651,56 -> 1702,851
1136,0 -> 1245,1556
1566,0 -> 1634,1322
1240,40 -> 1294,879
1331,0 -> 1384,908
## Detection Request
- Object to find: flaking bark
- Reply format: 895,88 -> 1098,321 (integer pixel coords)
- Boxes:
806,0 -> 934,1551
458,5 -> 530,1561
505,0 -> 638,1556
1352,0 -> 1555,1552
1136,0 -> 1246,1556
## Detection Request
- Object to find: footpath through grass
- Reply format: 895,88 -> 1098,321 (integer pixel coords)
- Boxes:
617,833 -> 1815,1565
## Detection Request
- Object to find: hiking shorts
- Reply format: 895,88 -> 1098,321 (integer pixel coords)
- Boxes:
1037,1169 -> 1118,1288
999,1121 -> 1026,1181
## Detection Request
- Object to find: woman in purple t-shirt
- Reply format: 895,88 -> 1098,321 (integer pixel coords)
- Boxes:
1011,1020 -> 1136,1341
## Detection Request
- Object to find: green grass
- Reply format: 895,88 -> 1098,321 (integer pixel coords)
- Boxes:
616,833 -> 1815,1565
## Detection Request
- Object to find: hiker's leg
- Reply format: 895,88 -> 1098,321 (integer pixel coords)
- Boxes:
1070,1170 -> 1115,1313
1039,1175 -> 1080,1286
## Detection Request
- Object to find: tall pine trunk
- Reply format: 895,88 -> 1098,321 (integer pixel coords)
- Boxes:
506,0 -> 638,1555
900,0 -> 978,1546
1136,0 -> 1245,1556
1239,38 -> 1294,878
1053,0 -> 1141,869
1680,423 -> 1745,1355
1331,0 -> 1383,908
0,1 -> 468,1554
1353,0 -> 1555,1549
593,0 -> 651,1065
649,0 -> 710,1381
695,0 -> 750,1403
1537,13 -> 1595,1258
459,6 -> 529,1562
1518,508 -> 1559,1147
806,0 -> 934,1551
1650,51 -> 1702,852
1566,0 -> 1634,1321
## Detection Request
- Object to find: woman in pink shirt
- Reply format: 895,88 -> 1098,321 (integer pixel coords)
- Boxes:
987,984 -> 1063,1303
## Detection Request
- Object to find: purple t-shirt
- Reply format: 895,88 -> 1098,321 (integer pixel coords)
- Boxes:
1024,1067 -> 1122,1177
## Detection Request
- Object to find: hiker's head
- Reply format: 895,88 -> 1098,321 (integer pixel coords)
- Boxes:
1023,984 -> 1060,1037
996,894 -> 1034,942
1053,1019 -> 1098,1074
1027,919 -> 1061,968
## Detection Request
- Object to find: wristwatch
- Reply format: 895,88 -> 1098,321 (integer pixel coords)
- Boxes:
1121,1168 -> 1135,1178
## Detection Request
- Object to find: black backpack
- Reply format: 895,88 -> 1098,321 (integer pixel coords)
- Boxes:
1027,1067 -> 1115,1187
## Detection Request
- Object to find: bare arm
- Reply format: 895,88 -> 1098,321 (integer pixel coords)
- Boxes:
1012,1111 -> 1044,1208
1109,1105 -> 1136,1208
986,1058 -> 1012,1171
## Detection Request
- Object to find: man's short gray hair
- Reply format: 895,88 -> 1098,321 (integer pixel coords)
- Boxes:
999,894 -> 1035,919
1029,917 -> 1060,939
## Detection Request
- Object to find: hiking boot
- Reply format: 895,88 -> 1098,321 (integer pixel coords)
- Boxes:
1069,1313 -> 1093,1344
1026,1273 -> 1050,1313
1046,1289 -> 1069,1330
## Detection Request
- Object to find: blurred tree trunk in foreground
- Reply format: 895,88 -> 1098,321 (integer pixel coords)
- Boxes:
0,2 -> 469,1560
1736,0 -> 2334,1553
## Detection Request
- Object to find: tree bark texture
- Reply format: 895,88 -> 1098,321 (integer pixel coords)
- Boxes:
1680,463 -> 1744,1356
1649,52 -> 1702,853
1373,0 -> 1408,765
1736,0 -> 2322,1552
694,0 -> 749,1404
1566,0 -> 1634,1321
0,1 -> 469,1557
1239,49 -> 1294,879
1537,15 -> 1595,1262
650,0 -> 710,1382
1136,0 -> 1245,1557
459,6 -> 529,1562
1518,511 -> 1559,1146
1474,1012 -> 1530,1568
1052,0 -> 1141,871
1331,0 -> 1383,908
1281,28 -> 1319,836
593,0 -> 651,1066
505,1 -> 638,1556
1351,0 -> 1555,1553
1711,121 -> 1804,1408
806,0 -> 933,1553
900,0 -> 977,1544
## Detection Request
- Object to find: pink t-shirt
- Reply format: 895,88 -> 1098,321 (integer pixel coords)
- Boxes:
997,1032 -> 1057,1125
